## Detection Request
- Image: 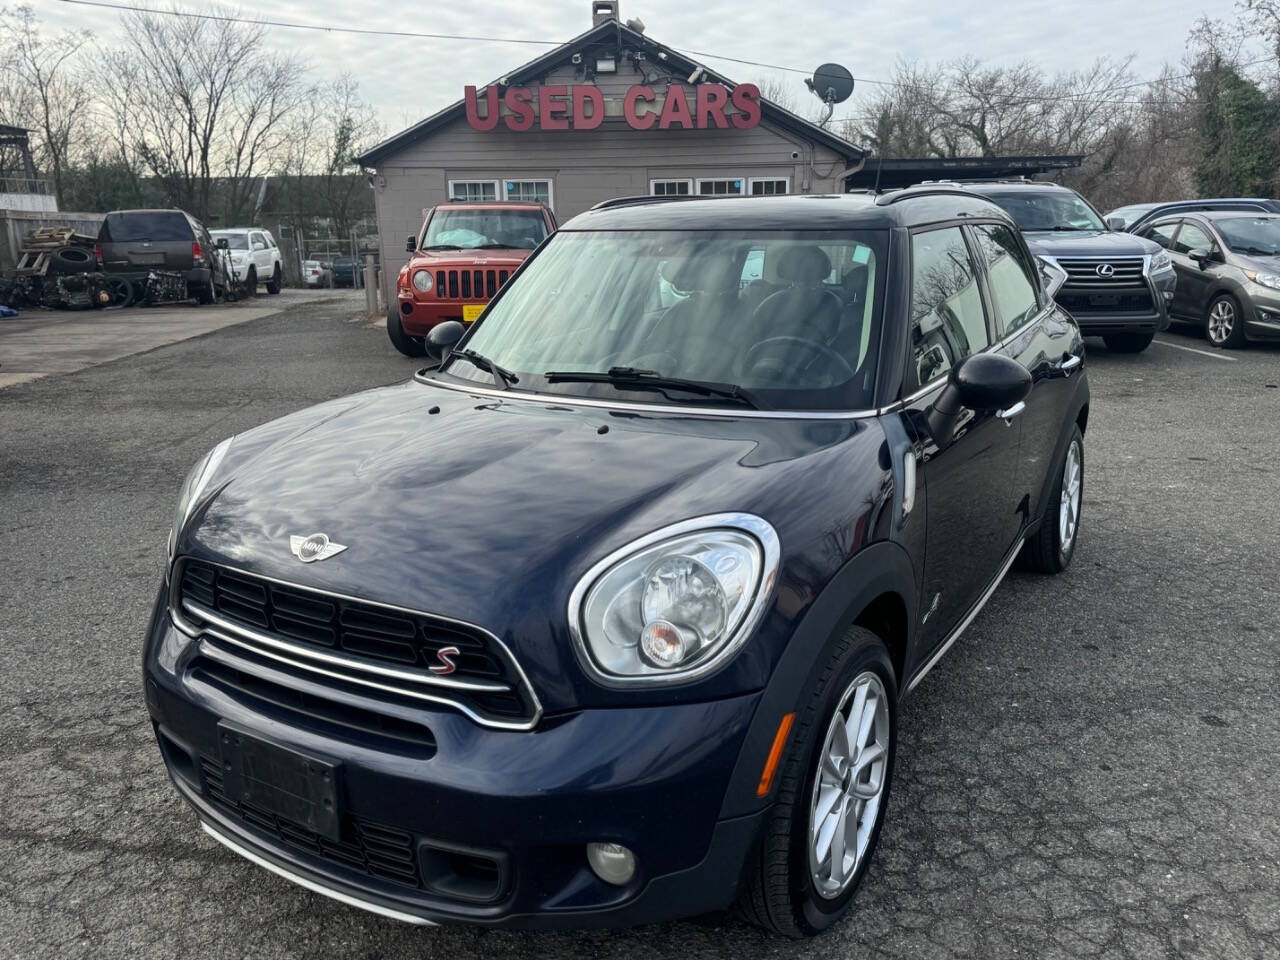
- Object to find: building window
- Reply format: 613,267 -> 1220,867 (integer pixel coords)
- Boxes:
448,180 -> 499,202
696,178 -> 744,196
504,179 -> 553,207
749,177 -> 789,196
650,179 -> 692,197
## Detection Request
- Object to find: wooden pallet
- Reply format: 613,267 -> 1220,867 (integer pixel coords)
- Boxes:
23,226 -> 98,249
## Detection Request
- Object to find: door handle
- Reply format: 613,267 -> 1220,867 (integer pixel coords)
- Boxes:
1057,353 -> 1082,376
996,401 -> 1026,425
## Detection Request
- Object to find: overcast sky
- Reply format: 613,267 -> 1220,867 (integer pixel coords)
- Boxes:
50,0 -> 1246,137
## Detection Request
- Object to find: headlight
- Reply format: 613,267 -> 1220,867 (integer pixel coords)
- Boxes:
1246,270 -> 1280,291
167,437 -> 233,563
412,269 -> 433,293
1037,256 -> 1069,298
1150,251 -> 1173,272
569,514 -> 780,686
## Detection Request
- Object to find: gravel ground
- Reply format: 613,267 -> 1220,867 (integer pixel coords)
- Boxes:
1,298 -> 1277,960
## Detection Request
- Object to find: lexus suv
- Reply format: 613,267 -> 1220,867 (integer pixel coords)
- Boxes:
388,200 -> 556,356
210,228 -> 283,295
146,189 -> 1089,937
960,181 -> 1175,353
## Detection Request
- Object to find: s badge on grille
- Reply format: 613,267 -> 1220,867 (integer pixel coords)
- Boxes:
289,533 -> 348,563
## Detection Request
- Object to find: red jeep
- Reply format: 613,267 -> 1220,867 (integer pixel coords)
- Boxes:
388,201 -> 556,356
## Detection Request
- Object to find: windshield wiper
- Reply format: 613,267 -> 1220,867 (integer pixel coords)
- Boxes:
544,366 -> 763,409
476,243 -> 518,249
449,348 -> 518,388
423,244 -> 463,251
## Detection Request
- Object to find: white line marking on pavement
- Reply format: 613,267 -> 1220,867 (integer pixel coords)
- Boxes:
1151,338 -> 1238,362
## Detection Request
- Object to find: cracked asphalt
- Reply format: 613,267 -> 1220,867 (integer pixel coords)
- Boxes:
1,297 -> 1277,959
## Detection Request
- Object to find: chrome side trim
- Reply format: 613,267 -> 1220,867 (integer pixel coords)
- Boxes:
414,373 -> 882,420
905,536 -> 1023,694
183,599 -> 508,694
566,513 -> 782,689
200,821 -> 435,926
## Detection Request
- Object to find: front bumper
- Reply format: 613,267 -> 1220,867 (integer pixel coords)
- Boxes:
396,294 -> 485,336
143,597 -> 765,928
1244,288 -> 1280,340
1057,265 -> 1174,335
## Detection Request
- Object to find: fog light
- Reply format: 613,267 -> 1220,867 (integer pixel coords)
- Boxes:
586,842 -> 636,885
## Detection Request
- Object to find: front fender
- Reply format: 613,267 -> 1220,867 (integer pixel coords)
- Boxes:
718,540 -> 918,820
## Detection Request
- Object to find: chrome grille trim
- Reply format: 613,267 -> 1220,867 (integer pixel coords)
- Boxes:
1057,256 -> 1147,289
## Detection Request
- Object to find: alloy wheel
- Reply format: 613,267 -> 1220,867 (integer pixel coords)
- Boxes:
808,670 -> 890,899
1207,300 -> 1235,345
1059,439 -> 1082,550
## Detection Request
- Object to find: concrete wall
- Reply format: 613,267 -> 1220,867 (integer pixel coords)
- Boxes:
369,68 -> 850,303
0,209 -> 105,272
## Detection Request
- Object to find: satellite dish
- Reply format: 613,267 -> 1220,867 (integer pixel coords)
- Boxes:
807,63 -> 854,104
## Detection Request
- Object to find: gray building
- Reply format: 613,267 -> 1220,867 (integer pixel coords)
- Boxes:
357,3 -> 865,302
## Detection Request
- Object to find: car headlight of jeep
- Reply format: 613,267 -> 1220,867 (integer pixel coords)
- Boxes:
1246,269 -> 1280,291
1150,251 -> 1173,272
166,437 -> 233,564
412,269 -> 433,292
569,514 -> 780,685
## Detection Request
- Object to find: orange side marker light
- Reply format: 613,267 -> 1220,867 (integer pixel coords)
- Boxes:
756,712 -> 796,797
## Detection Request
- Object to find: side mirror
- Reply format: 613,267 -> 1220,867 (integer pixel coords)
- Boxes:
1105,216 -> 1125,231
925,353 -> 1032,447
426,320 -> 465,361
252,240 -> 266,250
215,237 -> 229,249
406,235 -> 417,252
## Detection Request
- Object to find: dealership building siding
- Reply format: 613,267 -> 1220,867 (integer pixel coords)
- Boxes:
358,8 -> 864,304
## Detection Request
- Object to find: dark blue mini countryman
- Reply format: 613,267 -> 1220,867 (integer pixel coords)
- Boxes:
145,188 -> 1090,937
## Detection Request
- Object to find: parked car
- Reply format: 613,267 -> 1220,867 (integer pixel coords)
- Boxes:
959,181 -> 1175,353
1134,211 -> 1280,348
331,256 -> 358,287
97,209 -> 228,305
210,228 -> 283,295
388,200 -> 556,357
147,188 -> 1090,935
301,259 -> 332,287
1111,197 -> 1280,234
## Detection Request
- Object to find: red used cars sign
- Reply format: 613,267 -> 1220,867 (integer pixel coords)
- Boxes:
464,83 -> 762,132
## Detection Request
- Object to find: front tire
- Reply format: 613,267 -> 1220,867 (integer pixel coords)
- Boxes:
1206,294 -> 1246,348
1102,331 -> 1154,353
265,264 -> 282,295
387,308 -> 426,357
739,626 -> 897,938
1022,425 -> 1083,574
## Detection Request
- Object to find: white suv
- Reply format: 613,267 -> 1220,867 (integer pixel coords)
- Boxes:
210,228 -> 283,295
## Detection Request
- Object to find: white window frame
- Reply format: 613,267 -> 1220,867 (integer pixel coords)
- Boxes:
502,178 -> 554,209
748,177 -> 790,196
447,179 -> 501,202
650,178 -> 693,197
696,177 -> 746,197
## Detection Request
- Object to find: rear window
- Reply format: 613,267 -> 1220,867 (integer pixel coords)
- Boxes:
212,232 -> 249,250
101,212 -> 193,243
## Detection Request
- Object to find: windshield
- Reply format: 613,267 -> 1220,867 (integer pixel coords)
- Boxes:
985,191 -> 1106,233
421,209 -> 549,250
100,211 -> 192,243
1214,217 -> 1280,256
212,232 -> 248,250
437,229 -> 887,411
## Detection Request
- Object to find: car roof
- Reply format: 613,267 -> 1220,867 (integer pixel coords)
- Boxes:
434,202 -> 548,210
1184,209 -> 1280,221
559,191 -> 1014,232
211,227 -> 261,233
958,181 -> 1077,196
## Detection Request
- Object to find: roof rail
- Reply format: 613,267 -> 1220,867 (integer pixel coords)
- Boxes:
874,185 -> 987,206
589,194 -> 713,211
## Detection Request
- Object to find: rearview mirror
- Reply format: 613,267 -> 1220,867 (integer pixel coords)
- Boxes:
406,235 -> 417,252
1105,215 -> 1125,231
426,320 -> 465,361
925,353 -> 1032,447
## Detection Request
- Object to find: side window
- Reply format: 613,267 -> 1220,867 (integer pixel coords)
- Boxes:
970,224 -> 1041,336
909,227 -> 990,391
1173,223 -> 1213,254
1146,222 -> 1179,249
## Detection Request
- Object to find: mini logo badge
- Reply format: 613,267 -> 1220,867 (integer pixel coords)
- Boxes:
1095,263 -> 1115,278
289,533 -> 348,563
430,646 -> 460,676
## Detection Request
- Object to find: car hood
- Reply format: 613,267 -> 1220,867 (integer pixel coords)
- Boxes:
1022,230 -> 1161,258
180,378 -> 885,709
410,249 -> 531,269
1235,252 -> 1280,272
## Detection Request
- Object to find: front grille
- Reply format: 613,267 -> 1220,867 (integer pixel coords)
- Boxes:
200,755 -> 423,888
1057,257 -> 1147,289
175,559 -> 540,729
1058,292 -> 1156,315
435,268 -> 510,300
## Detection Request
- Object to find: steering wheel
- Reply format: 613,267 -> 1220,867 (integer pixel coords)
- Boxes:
742,336 -> 856,385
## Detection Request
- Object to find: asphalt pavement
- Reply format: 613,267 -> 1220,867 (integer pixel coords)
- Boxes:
1,299 -> 1277,960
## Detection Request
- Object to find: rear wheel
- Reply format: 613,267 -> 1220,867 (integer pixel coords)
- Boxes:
1206,294 -> 1246,348
265,264 -> 281,295
1102,331 -> 1154,353
1022,425 -> 1083,574
739,626 -> 897,938
387,309 -> 426,357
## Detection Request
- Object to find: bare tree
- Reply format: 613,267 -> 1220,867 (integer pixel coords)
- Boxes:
0,5 -> 92,207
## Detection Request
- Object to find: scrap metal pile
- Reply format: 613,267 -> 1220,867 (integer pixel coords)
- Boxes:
0,227 -> 190,311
